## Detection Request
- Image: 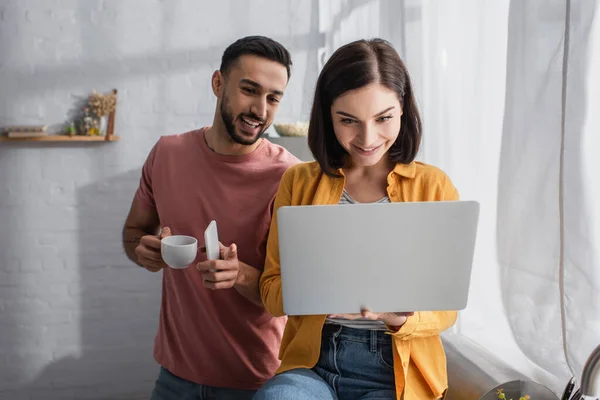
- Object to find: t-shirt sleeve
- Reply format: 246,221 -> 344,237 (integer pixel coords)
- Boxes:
134,141 -> 160,209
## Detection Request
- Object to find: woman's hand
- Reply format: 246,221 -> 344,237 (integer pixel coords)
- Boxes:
328,308 -> 414,331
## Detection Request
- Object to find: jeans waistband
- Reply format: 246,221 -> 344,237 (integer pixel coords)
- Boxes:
322,324 -> 392,345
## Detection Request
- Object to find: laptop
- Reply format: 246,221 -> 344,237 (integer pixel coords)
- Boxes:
276,200 -> 480,316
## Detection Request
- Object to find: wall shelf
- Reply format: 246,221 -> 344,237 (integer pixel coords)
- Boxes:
0,88 -> 120,144
0,135 -> 120,142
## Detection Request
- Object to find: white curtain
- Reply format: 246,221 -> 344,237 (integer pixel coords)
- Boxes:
319,0 -> 600,393
562,0 -> 600,380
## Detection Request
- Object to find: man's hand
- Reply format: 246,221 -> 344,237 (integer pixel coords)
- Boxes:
196,242 -> 263,306
135,227 -> 172,272
196,242 -> 240,289
328,308 -> 414,331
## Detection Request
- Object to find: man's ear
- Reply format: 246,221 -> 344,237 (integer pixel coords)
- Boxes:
211,70 -> 224,97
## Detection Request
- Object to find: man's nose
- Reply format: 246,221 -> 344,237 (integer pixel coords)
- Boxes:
250,98 -> 267,120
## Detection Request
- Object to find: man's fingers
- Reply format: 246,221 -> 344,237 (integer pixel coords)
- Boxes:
201,265 -> 237,290
141,258 -> 165,272
140,235 -> 162,250
160,227 -> 172,239
202,279 -> 237,290
136,231 -> 169,273
196,259 -> 236,272
197,244 -> 239,290
196,260 -> 217,272
135,245 -> 167,269
201,243 -> 238,260
202,270 -> 238,283
224,243 -> 237,260
138,256 -> 167,270
135,244 -> 164,262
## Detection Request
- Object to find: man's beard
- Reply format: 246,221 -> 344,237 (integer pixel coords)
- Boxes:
220,93 -> 267,146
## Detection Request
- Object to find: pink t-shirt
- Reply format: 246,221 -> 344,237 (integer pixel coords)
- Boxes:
135,127 -> 299,390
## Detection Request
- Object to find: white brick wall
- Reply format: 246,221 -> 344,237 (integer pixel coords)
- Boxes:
0,1 -> 319,398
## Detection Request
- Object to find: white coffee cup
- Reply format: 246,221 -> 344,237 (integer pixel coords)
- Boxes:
161,235 -> 198,269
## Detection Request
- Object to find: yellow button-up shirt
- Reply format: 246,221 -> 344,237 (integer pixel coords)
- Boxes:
260,160 -> 459,400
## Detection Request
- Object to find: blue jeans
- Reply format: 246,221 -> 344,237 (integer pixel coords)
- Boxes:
150,367 -> 256,400
254,325 -> 396,400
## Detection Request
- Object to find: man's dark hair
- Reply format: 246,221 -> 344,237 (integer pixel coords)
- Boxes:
308,38 -> 422,176
219,36 -> 292,80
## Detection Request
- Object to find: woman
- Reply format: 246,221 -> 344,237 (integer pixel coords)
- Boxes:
255,39 -> 458,400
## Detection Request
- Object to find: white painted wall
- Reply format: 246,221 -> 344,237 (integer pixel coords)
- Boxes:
0,1 -> 320,398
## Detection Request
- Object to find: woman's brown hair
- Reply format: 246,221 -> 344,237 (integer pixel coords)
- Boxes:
308,38 -> 422,176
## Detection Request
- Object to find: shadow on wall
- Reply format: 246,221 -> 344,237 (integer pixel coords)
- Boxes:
497,0 -> 595,381
0,155 -> 27,397
6,168 -> 160,400
78,168 -> 162,398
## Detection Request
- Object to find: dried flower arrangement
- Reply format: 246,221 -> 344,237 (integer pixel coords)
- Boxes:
75,89 -> 117,136
88,90 -> 117,118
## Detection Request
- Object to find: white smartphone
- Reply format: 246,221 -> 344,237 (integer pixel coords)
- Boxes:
204,220 -> 220,260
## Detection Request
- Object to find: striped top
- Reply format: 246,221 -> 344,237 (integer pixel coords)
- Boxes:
324,189 -> 390,330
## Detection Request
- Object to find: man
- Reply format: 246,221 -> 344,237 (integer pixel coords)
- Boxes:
122,36 -> 299,400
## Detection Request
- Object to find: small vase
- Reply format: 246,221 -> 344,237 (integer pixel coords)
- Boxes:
99,116 -> 108,135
